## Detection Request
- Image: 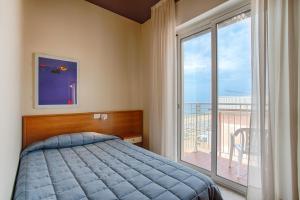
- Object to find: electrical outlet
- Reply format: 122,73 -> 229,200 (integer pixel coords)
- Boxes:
100,114 -> 108,120
93,113 -> 101,119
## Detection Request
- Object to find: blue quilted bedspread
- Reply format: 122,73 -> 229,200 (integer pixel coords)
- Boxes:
14,132 -> 222,200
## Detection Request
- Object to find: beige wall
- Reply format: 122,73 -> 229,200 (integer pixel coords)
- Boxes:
22,0 -> 143,115
0,0 -> 22,199
176,0 -> 227,25
140,20 -> 152,148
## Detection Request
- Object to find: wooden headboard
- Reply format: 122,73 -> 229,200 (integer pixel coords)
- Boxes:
22,110 -> 143,149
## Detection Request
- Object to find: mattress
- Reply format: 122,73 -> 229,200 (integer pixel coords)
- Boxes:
14,132 -> 222,200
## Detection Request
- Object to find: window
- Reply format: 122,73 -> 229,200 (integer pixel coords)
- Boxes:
181,30 -> 212,171
217,11 -> 251,186
178,7 -> 251,193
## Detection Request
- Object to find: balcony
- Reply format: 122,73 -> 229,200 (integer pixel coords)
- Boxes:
181,102 -> 251,186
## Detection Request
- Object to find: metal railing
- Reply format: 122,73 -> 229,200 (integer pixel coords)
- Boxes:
183,102 -> 251,159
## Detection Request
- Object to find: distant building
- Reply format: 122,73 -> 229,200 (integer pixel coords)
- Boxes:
218,96 -> 251,110
218,96 -> 251,104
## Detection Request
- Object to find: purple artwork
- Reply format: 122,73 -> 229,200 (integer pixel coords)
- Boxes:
35,54 -> 78,108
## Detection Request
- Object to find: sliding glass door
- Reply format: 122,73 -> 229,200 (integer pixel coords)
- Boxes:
181,29 -> 212,171
217,11 -> 251,186
178,7 -> 251,192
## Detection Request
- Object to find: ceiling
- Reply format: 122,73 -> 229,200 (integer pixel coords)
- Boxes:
86,0 -> 161,24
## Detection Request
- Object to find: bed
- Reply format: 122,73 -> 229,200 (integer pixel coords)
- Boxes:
14,111 -> 222,200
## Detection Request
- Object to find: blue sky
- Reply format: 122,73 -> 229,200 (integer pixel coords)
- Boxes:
183,17 -> 251,103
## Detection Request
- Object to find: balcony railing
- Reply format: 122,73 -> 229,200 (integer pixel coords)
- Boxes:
183,102 -> 251,160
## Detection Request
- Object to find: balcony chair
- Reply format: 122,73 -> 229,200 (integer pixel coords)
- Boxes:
229,128 -> 250,178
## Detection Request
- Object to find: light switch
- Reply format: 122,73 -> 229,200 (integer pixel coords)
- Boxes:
93,113 -> 101,119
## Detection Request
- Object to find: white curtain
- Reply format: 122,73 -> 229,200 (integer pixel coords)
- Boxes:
296,1 -> 300,199
297,1 -> 300,198
149,0 -> 176,160
248,0 -> 299,199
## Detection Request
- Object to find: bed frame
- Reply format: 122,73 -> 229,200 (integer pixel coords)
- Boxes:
22,110 -> 143,149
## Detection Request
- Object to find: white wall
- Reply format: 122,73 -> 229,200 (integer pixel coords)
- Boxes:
176,0 -> 227,25
22,0 -> 143,115
0,0 -> 23,199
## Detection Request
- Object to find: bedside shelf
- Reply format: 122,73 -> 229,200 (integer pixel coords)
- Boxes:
124,136 -> 142,143
123,135 -> 143,147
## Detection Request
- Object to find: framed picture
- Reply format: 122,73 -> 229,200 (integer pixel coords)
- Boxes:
34,53 -> 79,108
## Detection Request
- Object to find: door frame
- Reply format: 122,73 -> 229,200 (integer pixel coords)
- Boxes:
176,2 -> 251,195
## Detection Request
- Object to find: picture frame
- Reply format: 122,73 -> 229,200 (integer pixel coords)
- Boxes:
34,53 -> 79,108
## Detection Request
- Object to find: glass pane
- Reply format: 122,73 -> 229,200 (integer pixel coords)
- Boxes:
181,30 -> 212,171
217,12 -> 251,185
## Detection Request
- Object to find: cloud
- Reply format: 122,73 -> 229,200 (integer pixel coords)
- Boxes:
217,18 -> 251,71
182,18 -> 251,74
183,51 -> 211,73
182,32 -> 211,73
183,16 -> 252,101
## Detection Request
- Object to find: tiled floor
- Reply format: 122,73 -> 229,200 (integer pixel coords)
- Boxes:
182,151 -> 248,185
219,186 -> 245,200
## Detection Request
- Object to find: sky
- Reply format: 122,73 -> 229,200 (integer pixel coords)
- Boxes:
183,16 -> 251,103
